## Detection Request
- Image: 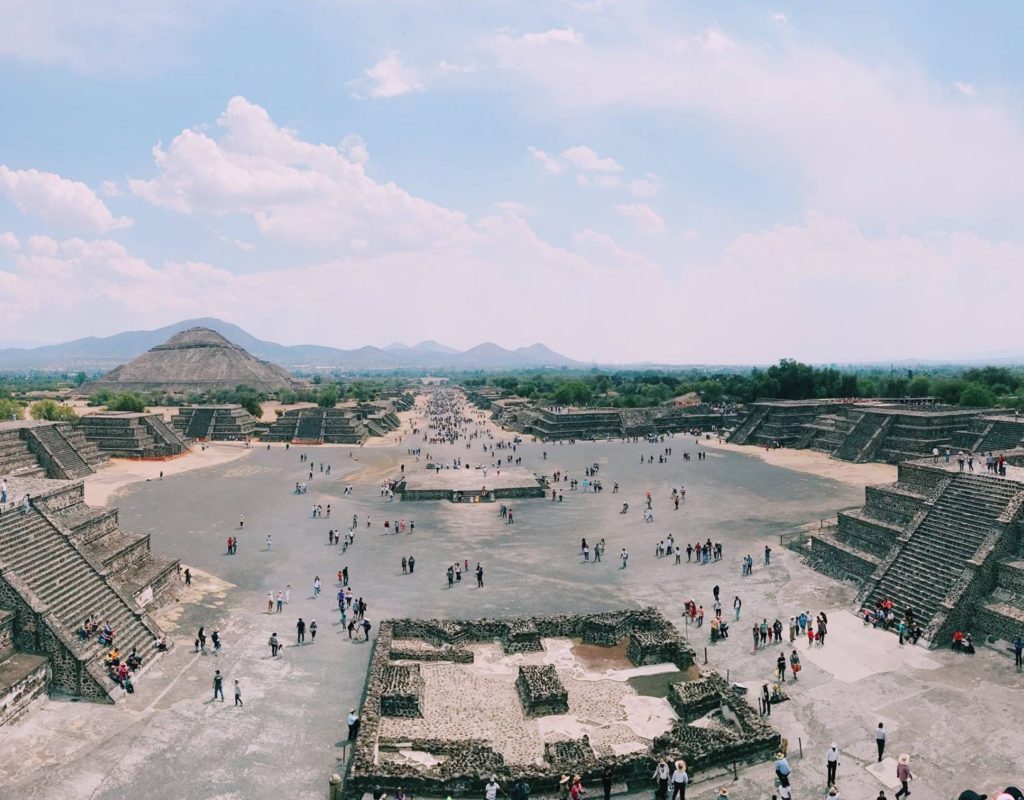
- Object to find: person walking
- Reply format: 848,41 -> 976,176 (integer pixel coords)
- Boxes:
826,743 -> 840,786
476,562 -> 484,588
310,620 -> 318,642
296,617 -> 306,645
876,722 -> 887,762
895,754 -> 913,799
733,596 -> 741,620
313,576 -> 321,598
234,679 -> 243,706
776,652 -> 787,682
268,632 -> 279,657
620,548 -> 629,569
212,669 -> 224,702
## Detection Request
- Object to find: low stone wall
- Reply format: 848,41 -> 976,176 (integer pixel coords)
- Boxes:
380,664 -> 424,717
0,655 -> 50,727
515,665 -> 568,716
806,535 -> 878,582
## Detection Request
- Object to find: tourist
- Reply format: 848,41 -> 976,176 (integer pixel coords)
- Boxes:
652,760 -> 670,800
1013,634 -> 1023,668
876,722 -> 886,762
734,596 -> 741,620
764,544 -> 771,565
268,633 -> 279,657
234,679 -> 242,706
670,760 -> 688,800
266,591 -> 274,613
600,767 -> 612,800
895,754 -> 913,799
296,617 -> 306,645
476,563 -> 484,588
362,618 -> 372,640
184,568 -> 191,586
197,626 -> 206,653
826,743 -> 840,786
314,576 -> 321,597
485,776 -> 503,800
211,628 -> 221,656
789,650 -> 800,680
776,652 -> 786,682
752,623 -> 760,652
276,592 -> 284,613
239,514 -> 244,529
266,534 -> 272,550
347,708 -> 360,739
620,548 -> 629,569
212,669 -> 224,702
774,751 -> 791,787
569,775 -> 585,800
512,778 -> 531,800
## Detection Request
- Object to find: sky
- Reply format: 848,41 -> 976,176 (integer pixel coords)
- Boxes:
1,1 -> 1023,364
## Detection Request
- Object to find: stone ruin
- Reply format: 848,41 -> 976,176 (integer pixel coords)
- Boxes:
344,608 -> 778,799
171,404 -> 257,441
380,664 -> 425,717
0,420 -> 108,481
804,454 -> 1024,645
79,412 -> 190,459
515,665 -> 568,716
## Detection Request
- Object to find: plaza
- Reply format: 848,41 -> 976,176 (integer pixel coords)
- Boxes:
0,399 -> 1020,799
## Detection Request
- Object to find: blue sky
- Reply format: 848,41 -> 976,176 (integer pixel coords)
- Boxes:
1,1 -> 1023,363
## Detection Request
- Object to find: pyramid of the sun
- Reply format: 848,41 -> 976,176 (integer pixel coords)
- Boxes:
84,327 -> 302,394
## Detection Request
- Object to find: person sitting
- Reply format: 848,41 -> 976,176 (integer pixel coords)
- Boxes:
620,502 -> 629,514
98,622 -> 114,646
718,620 -> 730,639
963,632 -> 976,655
909,624 -> 923,645
952,630 -> 965,651
126,647 -> 143,670
155,634 -> 168,652
117,661 -> 130,686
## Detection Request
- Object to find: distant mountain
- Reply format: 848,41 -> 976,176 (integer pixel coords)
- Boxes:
0,318 -> 584,372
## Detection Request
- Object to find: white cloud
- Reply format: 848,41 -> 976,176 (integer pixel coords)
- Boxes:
340,133 -> 369,165
129,96 -> 466,250
628,173 -> 663,197
0,1 -> 209,74
0,232 -> 18,251
615,203 -> 666,233
772,12 -> 788,24
356,53 -> 423,99
0,165 -> 132,232
527,146 -> 566,175
488,20 -> 1024,228
438,60 -> 478,75
518,28 -> 585,46
953,81 -> 976,97
561,146 -> 623,173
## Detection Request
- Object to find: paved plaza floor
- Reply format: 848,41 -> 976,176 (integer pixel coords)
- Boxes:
0,421 -> 1020,800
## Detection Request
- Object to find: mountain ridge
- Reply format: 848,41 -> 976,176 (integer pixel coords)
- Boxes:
0,318 -> 584,372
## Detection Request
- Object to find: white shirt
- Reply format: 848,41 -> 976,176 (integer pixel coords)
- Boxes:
827,746 -> 839,763
486,782 -> 500,800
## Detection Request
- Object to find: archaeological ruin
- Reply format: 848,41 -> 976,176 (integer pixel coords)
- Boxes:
345,609 -> 778,799
396,466 -> 547,502
171,404 -> 257,441
80,411 -> 190,459
0,420 -> 108,480
0,475 -> 177,721
82,326 -> 304,395
803,452 -> 1024,645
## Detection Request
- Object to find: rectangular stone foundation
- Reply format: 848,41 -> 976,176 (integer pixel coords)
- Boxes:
515,665 -> 568,716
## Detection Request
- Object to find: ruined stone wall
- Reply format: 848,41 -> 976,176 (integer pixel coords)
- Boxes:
0,657 -> 50,727
515,665 -> 568,716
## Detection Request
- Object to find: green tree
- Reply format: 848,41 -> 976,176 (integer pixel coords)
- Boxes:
907,376 -> 932,398
317,385 -> 339,408
0,398 -> 24,420
959,383 -> 996,408
29,399 -> 79,421
106,393 -> 148,412
74,371 -> 88,386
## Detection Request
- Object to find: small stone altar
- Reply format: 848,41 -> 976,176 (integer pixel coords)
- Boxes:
515,665 -> 568,716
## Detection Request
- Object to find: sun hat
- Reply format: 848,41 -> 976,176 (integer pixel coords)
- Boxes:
776,751 -> 785,759
718,790 -> 729,798
559,776 -> 570,785
898,754 -> 910,765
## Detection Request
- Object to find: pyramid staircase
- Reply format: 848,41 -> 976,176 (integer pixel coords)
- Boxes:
25,424 -> 93,479
184,407 -> 216,439
0,428 -> 46,480
0,484 -> 173,701
728,405 -> 769,445
858,472 -> 1024,638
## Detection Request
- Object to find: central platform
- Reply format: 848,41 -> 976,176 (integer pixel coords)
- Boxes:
398,466 -> 546,501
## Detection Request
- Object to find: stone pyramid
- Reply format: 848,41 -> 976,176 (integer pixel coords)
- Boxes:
84,327 -> 302,394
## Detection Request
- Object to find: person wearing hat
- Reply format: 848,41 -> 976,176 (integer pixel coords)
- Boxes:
569,775 -> 585,800
826,743 -> 840,786
485,775 -> 503,800
774,751 -> 791,787
670,760 -> 688,800
827,787 -> 840,798
652,759 -> 670,800
957,791 -> 986,800
559,774 -> 571,800
895,754 -> 913,799
718,789 -> 729,798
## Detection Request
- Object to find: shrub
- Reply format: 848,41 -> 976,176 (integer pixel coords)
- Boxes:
29,399 -> 79,422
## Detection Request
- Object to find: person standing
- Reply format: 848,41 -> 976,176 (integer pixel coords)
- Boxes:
600,767 -> 612,800
485,776 -> 502,800
296,617 -> 306,645
408,555 -> 415,573
347,707 -> 360,739
268,632 -> 279,657
212,669 -> 224,702
670,760 -> 688,800
310,620 -> 318,642
776,652 -> 787,682
826,743 -> 840,786
620,548 -> 629,569
653,759 -> 670,800
234,679 -> 243,706
1014,634 -> 1023,668
895,754 -> 913,799
184,568 -> 191,586
876,723 -> 887,762
734,596 -> 741,620
476,563 -> 484,588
